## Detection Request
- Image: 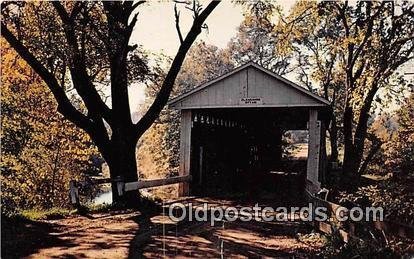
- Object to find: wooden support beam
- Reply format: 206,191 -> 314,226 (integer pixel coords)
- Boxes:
318,121 -> 327,184
69,180 -> 79,206
179,109 -> 192,196
124,175 -> 192,192
307,109 -> 321,192
199,146 -> 203,185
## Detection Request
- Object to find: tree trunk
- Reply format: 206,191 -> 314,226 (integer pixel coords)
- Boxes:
342,85 -> 378,183
341,102 -> 362,187
358,140 -> 381,175
107,134 -> 139,206
342,140 -> 366,188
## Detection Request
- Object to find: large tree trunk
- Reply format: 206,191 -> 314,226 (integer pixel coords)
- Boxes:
342,84 -> 378,184
342,102 -> 362,186
107,134 -> 139,206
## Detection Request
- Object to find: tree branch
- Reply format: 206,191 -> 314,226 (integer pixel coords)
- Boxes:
69,1 -> 84,20
1,23 -> 93,131
52,1 -> 113,124
134,0 -> 220,139
350,2 -> 385,70
174,3 -> 184,44
123,0 -> 146,16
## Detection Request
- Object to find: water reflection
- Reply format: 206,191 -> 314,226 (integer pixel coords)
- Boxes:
94,190 -> 112,204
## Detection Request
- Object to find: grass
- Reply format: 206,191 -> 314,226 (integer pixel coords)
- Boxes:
19,207 -> 76,221
9,204 -> 112,221
4,194 -> 161,222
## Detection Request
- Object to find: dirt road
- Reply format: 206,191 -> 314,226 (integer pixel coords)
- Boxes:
3,198 -> 325,258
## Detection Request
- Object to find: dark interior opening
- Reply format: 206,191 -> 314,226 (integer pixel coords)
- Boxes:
189,108 -> 316,200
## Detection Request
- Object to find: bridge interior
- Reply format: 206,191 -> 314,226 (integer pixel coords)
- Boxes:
189,107 -> 319,200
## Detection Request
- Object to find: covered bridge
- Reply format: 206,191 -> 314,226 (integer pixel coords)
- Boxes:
169,62 -> 331,198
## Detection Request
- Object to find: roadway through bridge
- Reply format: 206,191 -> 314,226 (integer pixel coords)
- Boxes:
135,196 -> 326,258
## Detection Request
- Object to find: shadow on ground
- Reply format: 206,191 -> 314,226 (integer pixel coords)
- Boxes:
2,209 -> 158,259
2,198 -> 325,258
130,197 -> 325,258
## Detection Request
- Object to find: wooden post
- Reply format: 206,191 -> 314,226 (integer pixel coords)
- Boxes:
199,146 -> 203,185
114,176 -> 125,197
318,121 -> 327,184
179,110 -> 192,196
307,109 -> 321,193
69,180 -> 79,206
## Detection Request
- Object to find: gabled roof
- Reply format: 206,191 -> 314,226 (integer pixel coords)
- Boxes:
168,61 -> 330,109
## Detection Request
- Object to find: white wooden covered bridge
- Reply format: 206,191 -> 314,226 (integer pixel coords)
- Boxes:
168,62 -> 331,197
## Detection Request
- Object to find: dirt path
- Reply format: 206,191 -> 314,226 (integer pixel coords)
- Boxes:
3,198 -> 325,258
139,220 -> 324,258
4,211 -> 144,258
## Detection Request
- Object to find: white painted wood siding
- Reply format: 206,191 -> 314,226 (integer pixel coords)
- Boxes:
170,65 -> 326,109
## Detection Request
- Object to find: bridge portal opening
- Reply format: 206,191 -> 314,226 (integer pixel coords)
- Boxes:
189,108 -> 314,200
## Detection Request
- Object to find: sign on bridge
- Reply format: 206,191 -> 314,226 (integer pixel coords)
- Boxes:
239,97 -> 263,105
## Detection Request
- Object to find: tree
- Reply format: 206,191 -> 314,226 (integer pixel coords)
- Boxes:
284,0 -> 413,181
323,1 -> 414,180
1,1 -> 220,204
281,0 -> 346,162
385,93 -> 414,176
229,1 -> 297,75
233,0 -> 344,161
1,41 -> 98,212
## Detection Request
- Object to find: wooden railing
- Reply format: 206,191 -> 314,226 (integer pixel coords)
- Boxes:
305,190 -> 414,241
69,175 -> 191,206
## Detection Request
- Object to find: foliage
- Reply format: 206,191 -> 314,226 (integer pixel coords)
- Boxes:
137,42 -> 233,198
229,1 -> 298,75
321,1 -> 413,177
341,94 -> 414,225
279,0 -> 414,178
339,181 -> 414,225
321,232 -> 412,258
330,89 -> 414,257
385,93 -> 414,175
362,93 -> 413,177
1,41 -> 99,213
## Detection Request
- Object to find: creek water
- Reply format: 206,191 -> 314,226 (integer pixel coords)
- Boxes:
93,190 -> 112,204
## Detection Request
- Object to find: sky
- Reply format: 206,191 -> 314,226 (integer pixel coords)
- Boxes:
127,1 -> 296,111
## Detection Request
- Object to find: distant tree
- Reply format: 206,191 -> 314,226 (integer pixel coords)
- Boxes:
1,41 -> 98,212
1,1 -> 220,204
386,93 -> 414,176
229,1 -> 298,75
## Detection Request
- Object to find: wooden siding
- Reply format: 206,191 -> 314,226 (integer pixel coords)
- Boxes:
170,64 -> 328,109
